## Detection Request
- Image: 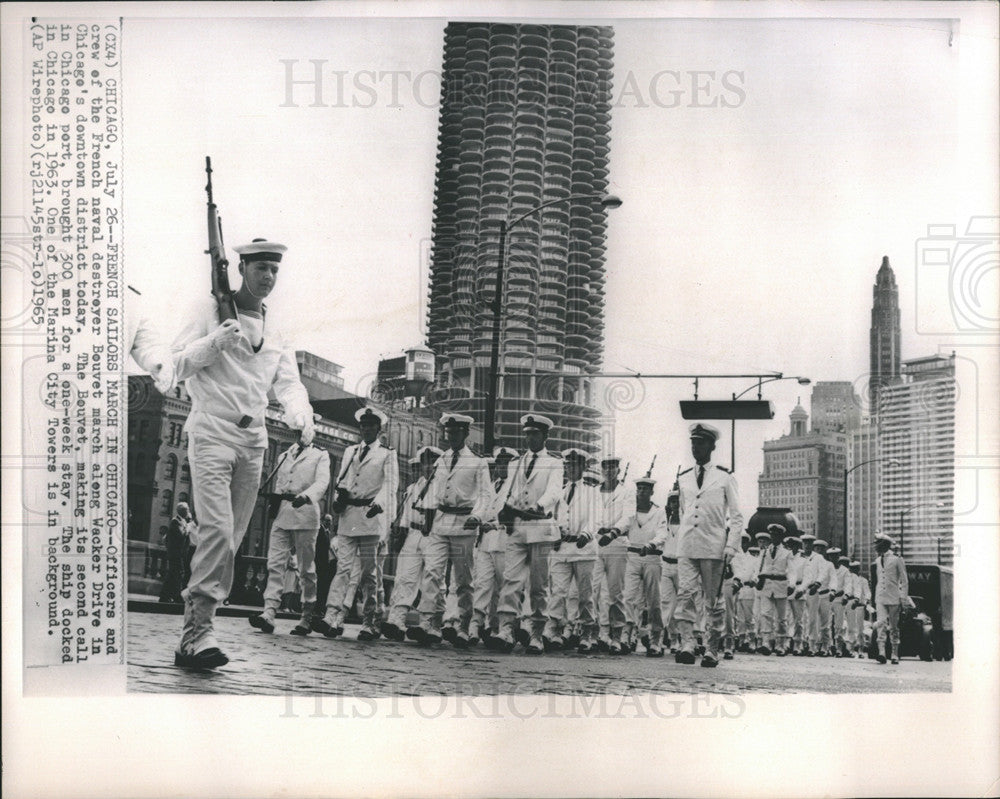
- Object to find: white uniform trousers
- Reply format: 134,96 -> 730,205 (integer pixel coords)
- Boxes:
263,526 -> 317,615
418,533 -> 475,634
876,602 -> 902,655
849,604 -> 865,649
386,530 -> 426,628
625,553 -> 663,638
760,593 -> 789,644
324,535 -> 379,628
497,535 -> 554,638
180,433 -> 264,655
735,588 -> 756,639
659,561 -> 679,637
548,558 -> 596,633
832,600 -> 847,645
789,597 -> 807,647
722,578 -> 737,640
596,549 -> 627,636
593,559 -> 609,634
674,557 -> 726,653
473,549 -> 505,630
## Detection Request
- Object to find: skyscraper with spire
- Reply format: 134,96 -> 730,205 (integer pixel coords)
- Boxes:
869,255 -> 901,416
424,22 -> 615,452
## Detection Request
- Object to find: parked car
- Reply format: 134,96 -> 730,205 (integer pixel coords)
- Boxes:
867,595 -> 936,661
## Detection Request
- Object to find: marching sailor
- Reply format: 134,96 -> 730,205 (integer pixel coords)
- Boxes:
673,424 -> 744,667
250,430 -> 330,635
784,536 -> 806,655
470,446 -> 519,643
804,538 -> 835,656
490,415 -> 564,654
731,531 -> 757,653
315,406 -> 398,642
755,525 -> 791,656
381,446 -> 442,641
171,238 -> 314,669
544,448 -> 600,653
615,475 -> 670,657
830,551 -> 852,657
658,482 -> 683,652
414,413 -> 494,648
594,456 -> 631,654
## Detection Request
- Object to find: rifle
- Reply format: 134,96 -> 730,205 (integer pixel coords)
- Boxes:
205,157 -> 238,323
643,455 -> 656,480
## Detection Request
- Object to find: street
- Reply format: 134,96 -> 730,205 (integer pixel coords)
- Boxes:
128,611 -> 951,696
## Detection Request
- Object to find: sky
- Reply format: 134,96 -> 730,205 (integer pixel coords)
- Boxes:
120,10 -> 998,514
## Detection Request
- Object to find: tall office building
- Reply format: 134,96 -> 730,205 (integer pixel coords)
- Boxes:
811,381 -> 862,435
869,256 -> 902,416
759,401 -> 847,548
878,354 -> 956,566
848,420 -> 881,564
425,22 -> 615,451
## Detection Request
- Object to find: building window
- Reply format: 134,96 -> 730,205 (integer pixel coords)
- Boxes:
163,454 -> 178,480
180,460 -> 191,483
161,489 -> 174,515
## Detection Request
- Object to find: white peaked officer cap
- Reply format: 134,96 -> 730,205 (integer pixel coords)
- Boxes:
490,446 -> 519,462
828,547 -> 842,556
755,530 -> 771,540
355,406 -> 388,426
440,412 -> 474,427
813,539 -> 829,549
521,414 -> 554,432
234,238 -> 287,262
800,532 -> 817,542
689,423 -> 721,442
849,560 -> 861,568
767,523 -> 787,536
784,536 -> 801,546
600,455 -> 622,466
561,447 -> 590,462
410,445 -> 443,465
748,546 -> 760,554
874,532 -> 893,544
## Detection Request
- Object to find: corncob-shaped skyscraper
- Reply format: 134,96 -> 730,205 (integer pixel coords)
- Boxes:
426,22 -> 615,451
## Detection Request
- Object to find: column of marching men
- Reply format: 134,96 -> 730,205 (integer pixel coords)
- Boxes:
161,235 -> 907,670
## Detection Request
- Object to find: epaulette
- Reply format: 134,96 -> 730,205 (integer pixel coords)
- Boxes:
679,467 -> 693,476
716,465 -> 731,473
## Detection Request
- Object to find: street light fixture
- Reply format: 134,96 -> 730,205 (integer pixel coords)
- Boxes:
899,501 -> 945,560
843,457 -> 899,557
728,375 -> 811,472
484,193 -> 622,452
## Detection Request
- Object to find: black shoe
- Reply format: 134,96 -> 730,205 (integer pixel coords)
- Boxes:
596,639 -> 610,654
756,645 -> 771,656
453,633 -> 469,649
442,627 -> 458,645
723,651 -> 735,660
515,628 -> 530,648
700,654 -> 719,668
420,631 -> 442,647
310,619 -> 337,638
675,650 -> 696,665
775,649 -> 785,657
877,654 -> 887,664
381,622 -> 405,642
640,634 -> 650,650
479,627 -> 492,645
406,626 -> 424,642
289,620 -> 311,636
174,647 -> 229,670
249,614 -> 275,634
357,627 -> 377,642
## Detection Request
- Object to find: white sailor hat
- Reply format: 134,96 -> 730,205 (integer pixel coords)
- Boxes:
354,406 -> 388,427
439,412 -> 474,427
827,547 -> 842,556
748,546 -> 760,554
410,445 -> 443,465
784,536 -> 801,547
491,446 -> 519,462
689,423 -> 721,442
583,467 -> 601,484
754,530 -> 772,540
837,555 -> 850,564
741,530 -> 751,540
600,455 -> 622,466
849,560 -> 861,569
562,447 -> 590,462
767,523 -> 787,536
521,413 -> 554,432
234,238 -> 287,262
800,532 -> 816,542
635,476 -> 656,487
813,538 -> 829,549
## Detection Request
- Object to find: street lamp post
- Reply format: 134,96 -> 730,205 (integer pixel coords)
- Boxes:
730,375 -> 811,472
484,193 -> 622,452
843,457 -> 899,558
899,501 -> 944,560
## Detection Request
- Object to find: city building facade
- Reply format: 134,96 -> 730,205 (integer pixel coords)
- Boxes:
759,400 -> 847,549
424,22 -> 615,452
878,353 -> 956,566
869,255 -> 902,416
847,420 -> 882,565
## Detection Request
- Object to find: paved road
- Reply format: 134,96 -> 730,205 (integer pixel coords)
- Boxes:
128,612 -> 951,697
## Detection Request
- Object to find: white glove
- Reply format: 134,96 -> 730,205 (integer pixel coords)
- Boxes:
209,319 -> 243,352
292,413 -> 315,446
723,545 -> 736,560
150,359 -> 176,394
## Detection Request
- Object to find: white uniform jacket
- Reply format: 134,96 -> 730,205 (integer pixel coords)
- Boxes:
803,553 -> 834,593
787,552 -> 807,597
874,551 -> 909,605
554,480 -> 600,560
614,504 -> 669,551
758,544 -> 791,599
272,443 -> 331,530
173,297 -> 311,448
732,550 -> 760,587
676,461 -> 744,559
333,439 -> 399,539
479,475 -> 513,553
503,449 -> 564,543
595,483 -> 630,553
425,447 -> 494,536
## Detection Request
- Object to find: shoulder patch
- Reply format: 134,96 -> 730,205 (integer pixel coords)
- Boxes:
679,467 -> 693,476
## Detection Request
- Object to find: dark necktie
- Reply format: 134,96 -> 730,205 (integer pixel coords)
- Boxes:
525,453 -> 537,479
359,445 -> 370,463
696,466 -> 705,488
451,450 -> 460,471
566,482 -> 576,505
